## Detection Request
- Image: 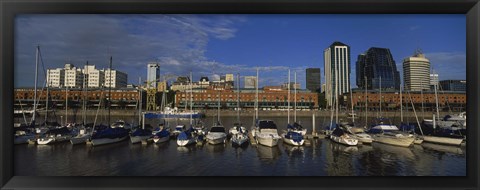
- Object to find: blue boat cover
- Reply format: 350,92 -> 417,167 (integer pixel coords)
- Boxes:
131,128 -> 152,137
285,131 -> 303,143
154,129 -> 170,138
92,127 -> 129,139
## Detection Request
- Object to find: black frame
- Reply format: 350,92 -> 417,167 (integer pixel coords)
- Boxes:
1,0 -> 479,189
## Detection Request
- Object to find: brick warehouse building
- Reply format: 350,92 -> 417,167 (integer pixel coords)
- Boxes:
14,88 -> 142,109
175,86 -> 319,110
344,89 -> 466,112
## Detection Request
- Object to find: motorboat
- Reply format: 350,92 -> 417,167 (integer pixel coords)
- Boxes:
251,120 -> 281,147
37,127 -> 73,145
367,120 -> 414,147
231,124 -> 249,147
206,122 -> 227,145
329,124 -> 358,146
282,131 -> 304,146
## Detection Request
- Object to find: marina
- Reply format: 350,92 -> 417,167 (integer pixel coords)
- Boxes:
14,115 -> 466,176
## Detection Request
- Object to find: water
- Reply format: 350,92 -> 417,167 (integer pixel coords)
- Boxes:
14,116 -> 466,176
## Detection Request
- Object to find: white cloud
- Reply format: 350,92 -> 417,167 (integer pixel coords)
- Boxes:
425,52 -> 466,80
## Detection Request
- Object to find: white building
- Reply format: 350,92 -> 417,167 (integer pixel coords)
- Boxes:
225,74 -> 234,82
403,50 -> 431,91
324,41 -> 350,107
87,69 -> 104,88
430,73 -> 439,86
104,69 -> 128,88
64,64 -> 84,88
46,68 -> 64,88
147,63 -> 160,88
244,76 -> 257,89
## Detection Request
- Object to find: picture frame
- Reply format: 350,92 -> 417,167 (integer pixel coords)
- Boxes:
1,0 -> 478,189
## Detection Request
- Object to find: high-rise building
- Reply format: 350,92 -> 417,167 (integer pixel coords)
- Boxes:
439,80 -> 466,91
244,76 -> 257,89
306,68 -> 321,93
147,63 -> 160,88
64,64 -> 84,88
46,68 -> 64,88
355,47 -> 400,90
324,41 -> 350,107
87,69 -> 104,88
104,69 -> 128,88
403,49 -> 430,91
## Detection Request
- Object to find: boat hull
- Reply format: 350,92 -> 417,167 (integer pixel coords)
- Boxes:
256,136 -> 279,147
153,136 -> 170,144
283,137 -> 304,146
206,137 -> 226,145
371,135 -> 414,147
330,135 -> 358,146
70,134 -> 91,145
130,135 -> 151,144
90,136 -> 128,146
423,136 -> 463,146
177,139 -> 196,146
37,135 -> 72,145
14,135 -> 35,145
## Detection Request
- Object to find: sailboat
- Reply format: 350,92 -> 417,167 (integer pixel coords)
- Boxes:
152,81 -> 171,144
89,56 -> 130,146
230,73 -> 249,147
367,77 -> 414,147
251,68 -> 281,147
421,72 -> 463,146
38,75 -> 74,145
206,77 -> 227,145
71,61 -> 93,145
282,70 -> 305,146
328,66 -> 358,146
130,77 -> 153,144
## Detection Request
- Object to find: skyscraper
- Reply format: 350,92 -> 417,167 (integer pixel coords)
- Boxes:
324,41 -> 350,107
244,76 -> 257,89
147,63 -> 160,88
356,47 -> 400,90
403,49 -> 430,91
306,68 -> 321,93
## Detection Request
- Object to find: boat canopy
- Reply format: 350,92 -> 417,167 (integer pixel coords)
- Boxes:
332,127 -> 346,136
258,120 -> 278,130
92,127 -> 129,139
210,127 -> 225,133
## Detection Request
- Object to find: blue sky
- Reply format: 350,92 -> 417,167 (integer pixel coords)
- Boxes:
15,14 -> 466,88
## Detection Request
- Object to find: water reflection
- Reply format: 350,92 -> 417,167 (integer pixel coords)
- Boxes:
283,143 -> 305,157
421,142 -> 464,155
205,143 -> 225,153
256,145 -> 281,160
372,142 -> 415,160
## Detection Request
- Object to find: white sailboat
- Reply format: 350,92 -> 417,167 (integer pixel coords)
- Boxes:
329,66 -> 358,146
206,76 -> 227,145
251,68 -> 281,147
368,77 -> 414,147
230,73 -> 249,147
282,70 -> 304,146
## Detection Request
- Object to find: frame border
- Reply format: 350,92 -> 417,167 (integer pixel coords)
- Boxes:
1,0 -> 479,189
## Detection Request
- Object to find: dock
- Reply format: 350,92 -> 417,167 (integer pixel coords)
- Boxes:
248,133 -> 256,145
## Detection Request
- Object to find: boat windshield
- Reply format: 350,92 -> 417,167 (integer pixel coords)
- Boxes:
210,127 -> 225,133
258,120 -> 277,130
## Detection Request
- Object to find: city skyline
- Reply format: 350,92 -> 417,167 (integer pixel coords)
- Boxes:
15,14 -> 466,88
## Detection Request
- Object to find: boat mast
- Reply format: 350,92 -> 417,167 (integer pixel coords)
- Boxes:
255,68 -> 259,120
217,82 -> 220,124
433,69 -> 440,123
364,76 -> 368,128
287,69 -> 290,124
335,61 -> 338,124
138,77 -> 142,129
350,79 -> 354,123
45,74 -> 50,123
400,83 -> 403,123
236,73 -> 240,124
83,61 -> 88,125
108,56 -> 112,125
190,72 -> 193,125
379,76 -> 382,118
32,46 -> 40,125
421,80 -> 424,120
294,71 -> 297,123
65,84 -> 68,125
